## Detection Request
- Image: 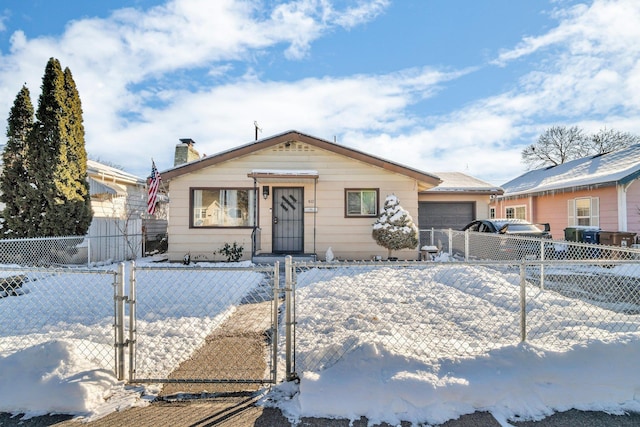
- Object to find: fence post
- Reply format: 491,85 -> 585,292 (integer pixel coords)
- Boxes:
448,229 -> 453,257
285,255 -> 296,381
540,240 -> 545,290
272,262 -> 279,384
464,229 -> 469,262
128,261 -> 137,382
114,262 -> 126,380
520,262 -> 527,343
87,237 -> 91,267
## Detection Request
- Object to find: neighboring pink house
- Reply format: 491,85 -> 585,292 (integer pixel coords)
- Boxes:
491,144 -> 640,240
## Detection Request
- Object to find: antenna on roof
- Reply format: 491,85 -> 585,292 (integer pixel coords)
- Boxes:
254,121 -> 262,141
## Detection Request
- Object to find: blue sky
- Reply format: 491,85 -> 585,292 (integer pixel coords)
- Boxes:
1,0 -> 639,185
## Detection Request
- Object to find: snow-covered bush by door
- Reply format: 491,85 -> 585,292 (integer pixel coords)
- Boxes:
372,194 -> 419,259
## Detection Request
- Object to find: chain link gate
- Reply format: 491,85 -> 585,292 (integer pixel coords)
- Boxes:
123,262 -> 280,395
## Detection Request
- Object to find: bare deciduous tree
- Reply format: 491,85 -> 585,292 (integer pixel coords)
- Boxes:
589,127 -> 640,155
521,126 -> 588,170
522,126 -> 640,170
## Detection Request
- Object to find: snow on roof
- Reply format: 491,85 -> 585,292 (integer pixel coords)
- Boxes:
248,169 -> 319,176
87,159 -> 146,185
425,172 -> 503,194
501,144 -> 640,197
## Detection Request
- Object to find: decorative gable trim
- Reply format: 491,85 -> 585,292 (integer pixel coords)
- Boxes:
161,130 -> 441,189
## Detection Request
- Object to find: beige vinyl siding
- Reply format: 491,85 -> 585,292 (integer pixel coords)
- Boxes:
167,141 -> 422,261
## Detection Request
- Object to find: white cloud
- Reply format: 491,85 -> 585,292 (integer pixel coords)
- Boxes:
0,10 -> 8,33
333,0 -> 390,29
1,0 -> 640,188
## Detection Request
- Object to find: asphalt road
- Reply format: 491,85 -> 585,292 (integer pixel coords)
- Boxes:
2,403 -> 640,427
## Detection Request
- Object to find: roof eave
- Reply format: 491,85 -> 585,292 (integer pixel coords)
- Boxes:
161,131 -> 442,188
423,189 -> 504,195
497,181 -> 618,199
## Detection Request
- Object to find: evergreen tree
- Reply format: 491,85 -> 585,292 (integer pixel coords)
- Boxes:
17,57 -> 92,237
0,86 -> 35,237
372,194 -> 419,259
57,66 -> 92,235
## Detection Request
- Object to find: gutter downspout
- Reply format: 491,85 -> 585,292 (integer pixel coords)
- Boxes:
617,181 -> 634,231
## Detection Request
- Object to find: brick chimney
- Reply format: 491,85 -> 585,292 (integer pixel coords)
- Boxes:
174,138 -> 200,166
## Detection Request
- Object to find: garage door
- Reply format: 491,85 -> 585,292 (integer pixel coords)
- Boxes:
418,202 -> 475,230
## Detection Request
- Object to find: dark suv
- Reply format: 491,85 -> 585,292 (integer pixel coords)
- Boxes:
460,219 -> 552,260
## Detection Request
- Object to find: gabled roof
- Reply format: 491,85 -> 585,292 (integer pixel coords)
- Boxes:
500,144 -> 640,197
87,159 -> 146,198
423,172 -> 503,195
87,160 -> 146,186
161,130 -> 441,189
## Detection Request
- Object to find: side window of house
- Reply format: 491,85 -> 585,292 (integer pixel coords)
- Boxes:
345,189 -> 379,217
489,207 -> 496,219
191,188 -> 256,227
505,206 -> 526,220
568,197 -> 599,226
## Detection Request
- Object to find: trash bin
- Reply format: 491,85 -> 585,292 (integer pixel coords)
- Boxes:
598,231 -> 636,247
582,228 -> 600,244
565,226 -> 600,259
564,227 -> 582,242
581,228 -> 601,259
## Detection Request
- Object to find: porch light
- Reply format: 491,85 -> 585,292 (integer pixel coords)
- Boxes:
262,185 -> 270,199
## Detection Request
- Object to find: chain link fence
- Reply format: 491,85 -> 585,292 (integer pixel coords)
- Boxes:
0,235 -> 144,267
3,244 -> 639,395
286,258 -> 640,378
0,266 -> 118,372
129,263 -> 279,392
420,228 -> 640,262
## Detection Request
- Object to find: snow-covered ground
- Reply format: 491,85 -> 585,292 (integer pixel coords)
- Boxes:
1,257 -> 640,426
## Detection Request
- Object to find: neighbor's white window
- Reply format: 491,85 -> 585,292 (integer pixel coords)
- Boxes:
345,189 -> 378,217
568,197 -> 599,226
505,206 -> 526,219
489,207 -> 496,219
191,188 -> 256,227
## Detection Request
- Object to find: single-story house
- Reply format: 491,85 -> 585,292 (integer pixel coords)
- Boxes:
491,144 -> 640,240
160,130 -> 503,262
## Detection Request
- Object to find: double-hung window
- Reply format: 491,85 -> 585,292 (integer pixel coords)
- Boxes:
568,197 -> 599,226
345,189 -> 379,217
505,206 -> 526,220
191,188 -> 256,227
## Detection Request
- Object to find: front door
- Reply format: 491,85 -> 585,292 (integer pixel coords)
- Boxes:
272,187 -> 304,253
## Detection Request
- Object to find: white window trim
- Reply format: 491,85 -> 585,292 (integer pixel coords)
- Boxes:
505,205 -> 526,220
568,197 -> 599,227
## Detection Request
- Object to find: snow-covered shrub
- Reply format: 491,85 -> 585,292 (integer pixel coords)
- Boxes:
372,194 -> 419,259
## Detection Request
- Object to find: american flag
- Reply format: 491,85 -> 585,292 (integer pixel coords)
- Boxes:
147,160 -> 161,215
